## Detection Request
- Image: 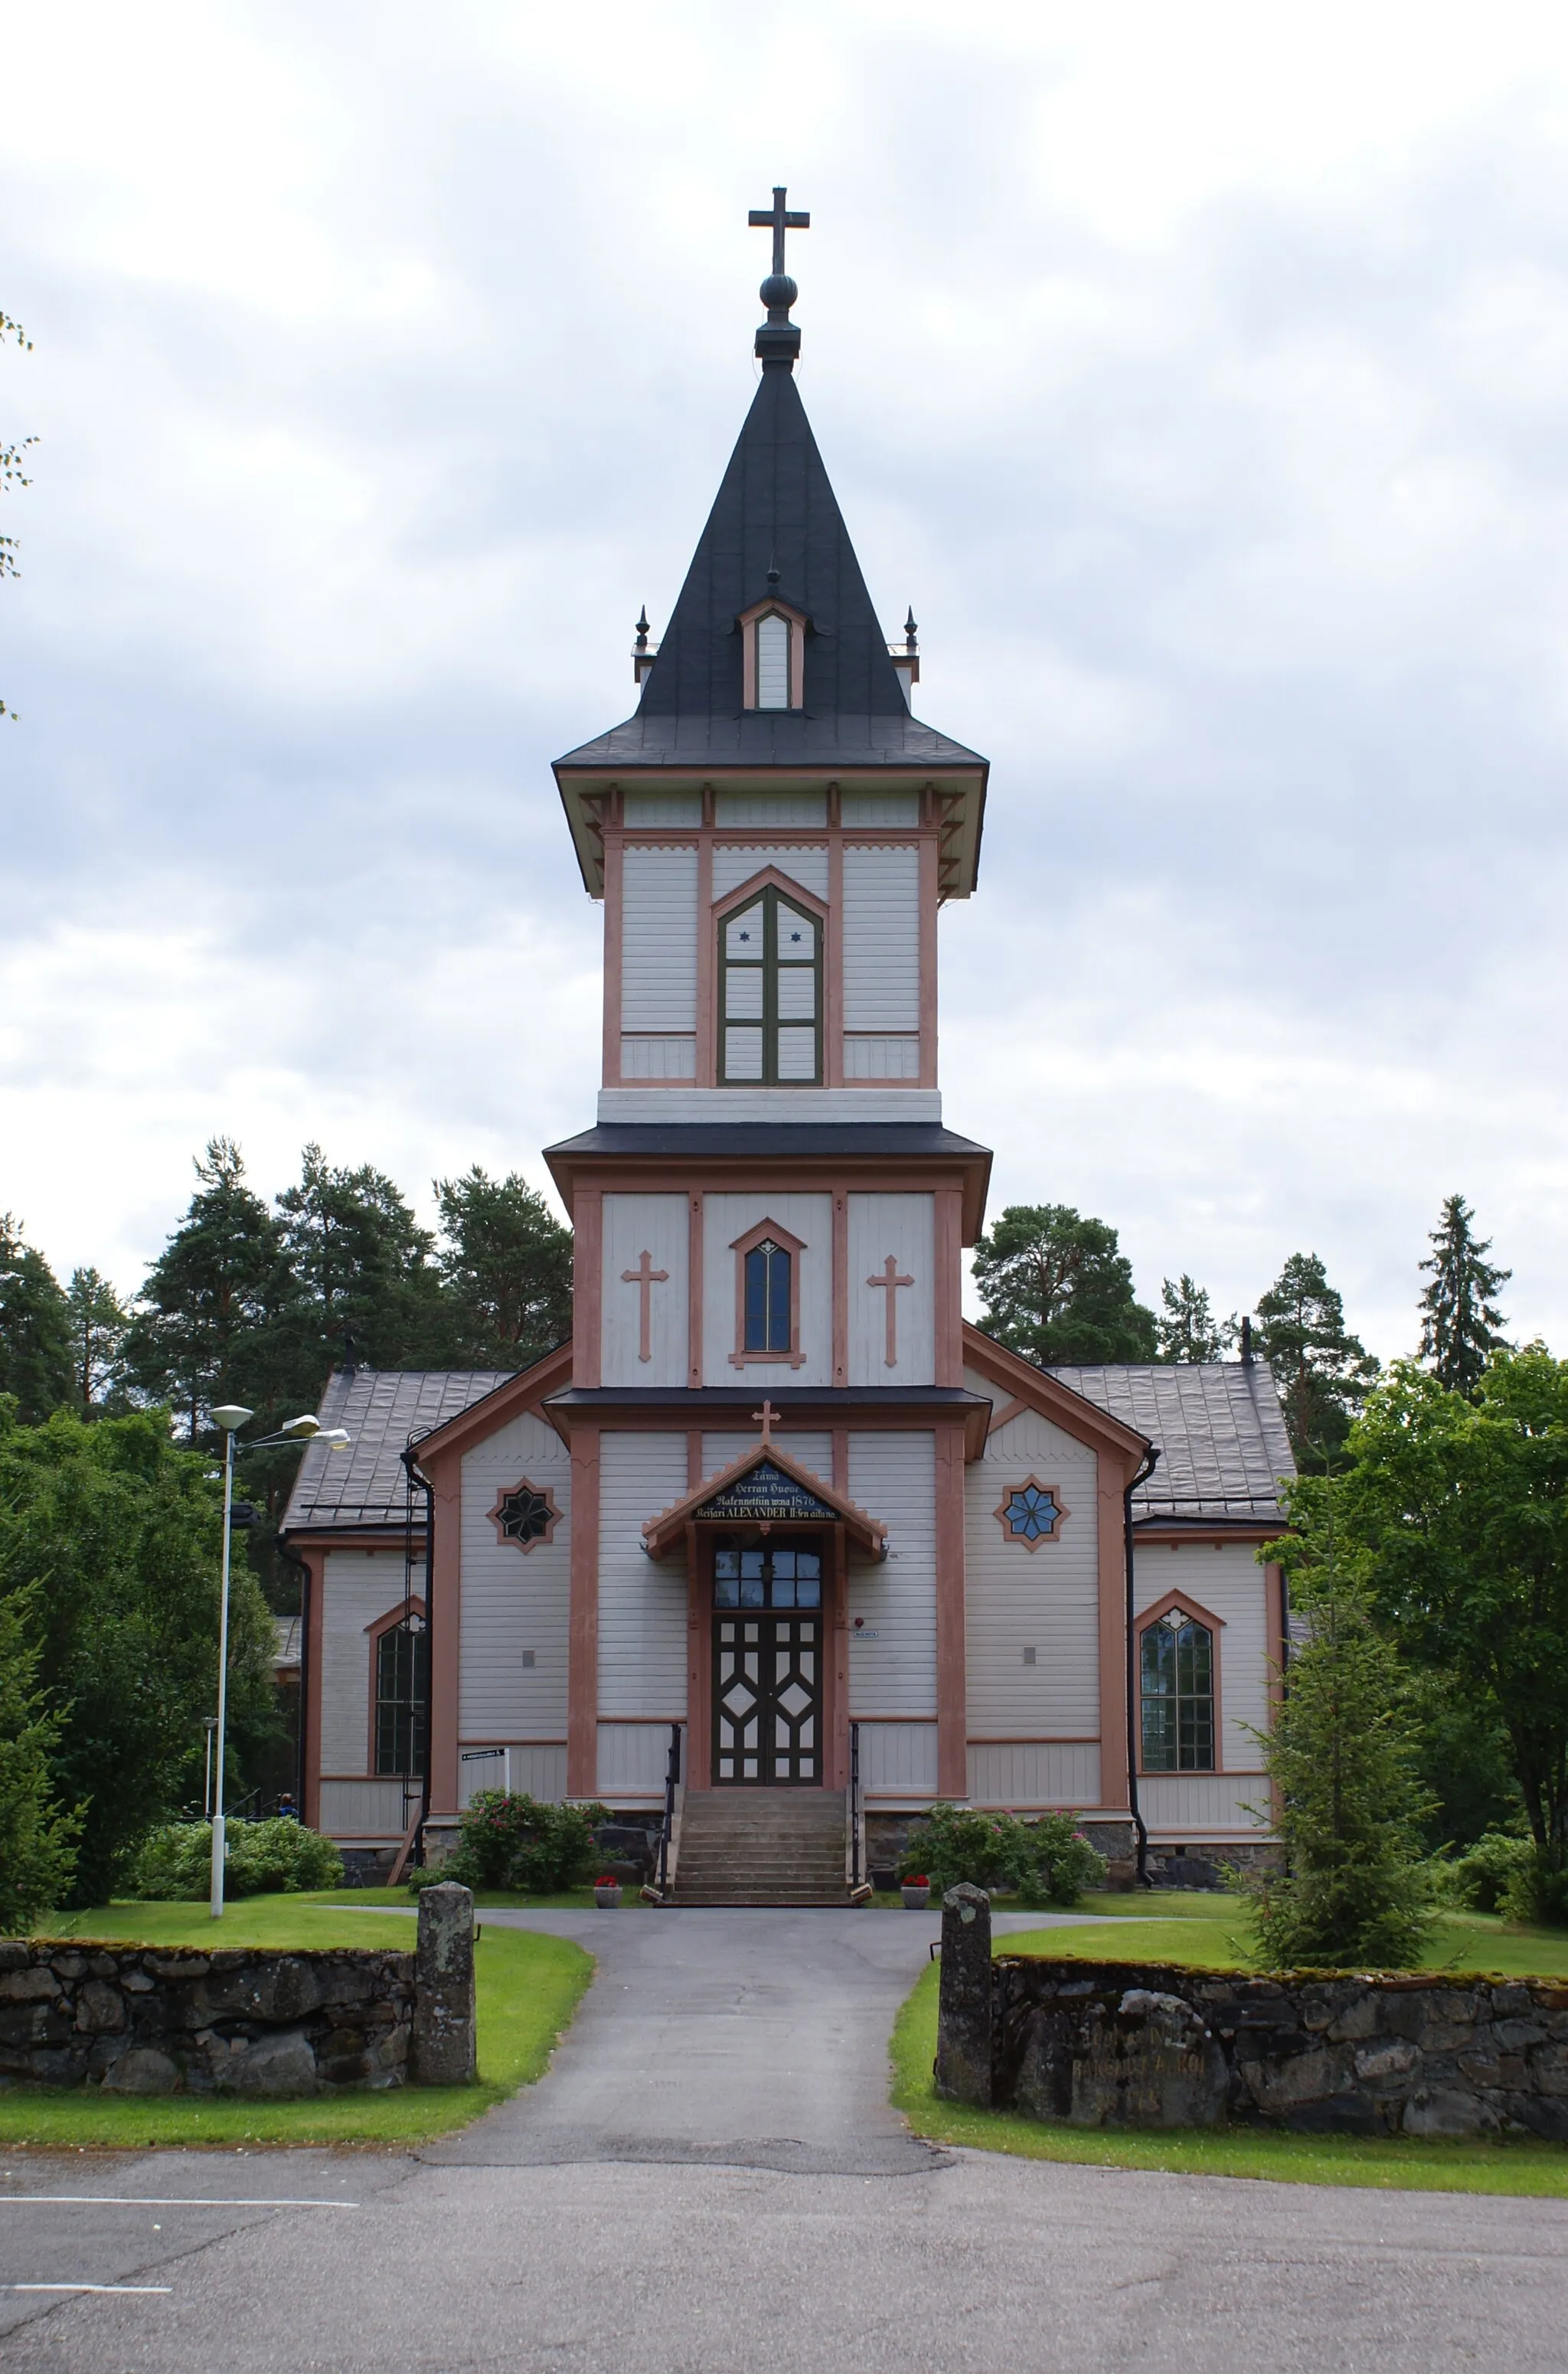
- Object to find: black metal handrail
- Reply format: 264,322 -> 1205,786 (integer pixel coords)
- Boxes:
849,1721 -> 863,1892
657,1721 -> 682,1894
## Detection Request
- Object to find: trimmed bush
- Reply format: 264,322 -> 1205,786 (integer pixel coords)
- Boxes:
433,1791 -> 608,1896
127,1817 -> 343,1901
897,1802 -> 1106,1908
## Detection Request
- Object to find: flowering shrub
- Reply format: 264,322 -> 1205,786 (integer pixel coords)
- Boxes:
430,1791 -> 609,1896
127,1818 -> 343,1900
897,1803 -> 1106,1907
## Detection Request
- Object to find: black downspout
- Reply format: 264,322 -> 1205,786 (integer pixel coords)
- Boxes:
1125,1445 -> 1161,1888
400,1446 -> 436,1841
275,1536 -> 312,1816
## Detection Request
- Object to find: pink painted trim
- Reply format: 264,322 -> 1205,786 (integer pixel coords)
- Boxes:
918,830 -> 939,1088
711,864 -> 831,927
934,1419 -> 969,1798
825,828 -> 844,1086
831,1425 -> 849,1492
688,1193 -> 704,1386
364,1595 -> 427,1775
934,1187 -> 962,1386
577,1192 -> 603,1390
993,1474 -> 1070,1548
619,1249 -> 670,1364
601,828 -> 624,1088
727,1214 -> 808,1370
687,1430 -> 702,1491
695,834 -> 716,1087
1096,1462 -> 1131,1816
825,1525 -> 847,1789
985,1395 -> 1028,1437
687,1530 -> 711,1790
737,597 -> 808,710
1135,1588 -> 1228,1776
867,1252 -> 915,1367
567,1426 -> 601,1798
424,1448 -> 462,1817
831,1192 -> 848,1385
485,1479 -> 563,1552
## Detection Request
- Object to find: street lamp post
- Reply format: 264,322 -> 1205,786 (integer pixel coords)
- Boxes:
208,1406 -> 351,1920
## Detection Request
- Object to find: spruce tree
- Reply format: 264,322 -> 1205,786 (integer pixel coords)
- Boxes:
1255,1252 -> 1378,1470
123,1138 -> 292,1438
1249,1501 -> 1435,1968
433,1167 -> 572,1369
1418,1193 -> 1509,1396
1156,1275 -> 1236,1363
0,1585 -> 80,1928
0,1215 -> 73,1421
275,1142 -> 452,1376
64,1267 -> 131,1412
972,1205 -> 1158,1364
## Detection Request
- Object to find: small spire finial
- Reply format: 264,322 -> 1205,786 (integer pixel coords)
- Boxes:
766,553 -> 781,589
903,607 -> 919,653
748,185 -> 809,368
634,605 -> 650,652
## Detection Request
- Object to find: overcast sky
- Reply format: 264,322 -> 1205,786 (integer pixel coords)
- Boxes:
2,0 -> 1566,1360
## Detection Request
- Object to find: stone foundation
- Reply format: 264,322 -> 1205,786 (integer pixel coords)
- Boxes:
935,1892 -> 1568,2138
0,1940 -> 419,2097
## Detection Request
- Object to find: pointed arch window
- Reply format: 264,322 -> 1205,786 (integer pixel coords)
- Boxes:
720,887 -> 822,1085
374,1615 -> 429,1778
756,613 -> 790,709
1140,1607 -> 1215,1772
740,597 -> 806,710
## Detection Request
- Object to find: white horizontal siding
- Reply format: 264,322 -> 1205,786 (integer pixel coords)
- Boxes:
711,844 -> 830,902
622,845 -> 698,1031
459,1410 -> 572,1742
320,1550 -> 416,1776
967,1742 -> 1102,1809
701,1192 -> 833,1385
620,1035 -> 697,1079
1139,1773 -> 1272,1837
701,1432 -> 834,1485
861,1720 -> 939,1796
598,1432 -> 689,1719
843,1035 -> 920,1079
842,845 -> 920,1030
597,1723 -> 677,1798
317,1778 -> 411,1838
623,792 -> 701,826
846,1432 -> 936,1716
714,793 -> 828,828
965,1407 -> 1101,1737
601,1194 -> 689,1386
457,1744 -> 569,1806
599,1087 -> 942,1122
1135,1540 -> 1273,1770
841,792 -> 919,825
847,1193 -> 935,1384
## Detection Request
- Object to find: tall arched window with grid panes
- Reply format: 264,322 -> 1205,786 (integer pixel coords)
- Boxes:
719,888 -> 822,1083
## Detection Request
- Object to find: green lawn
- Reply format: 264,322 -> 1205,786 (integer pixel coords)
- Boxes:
0,1893 -> 593,2149
893,1893 -> 1568,2196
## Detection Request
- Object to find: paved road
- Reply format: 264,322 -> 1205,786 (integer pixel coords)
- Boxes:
2,1908 -> 1566,2372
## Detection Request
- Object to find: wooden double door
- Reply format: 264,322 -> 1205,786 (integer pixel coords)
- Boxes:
711,1540 -> 823,1787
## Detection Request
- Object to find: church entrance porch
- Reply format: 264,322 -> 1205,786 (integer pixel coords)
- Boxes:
711,1540 -> 823,1785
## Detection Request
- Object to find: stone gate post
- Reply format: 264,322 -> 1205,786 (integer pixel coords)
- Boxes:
410,1881 -> 477,2085
934,1881 -> 992,2105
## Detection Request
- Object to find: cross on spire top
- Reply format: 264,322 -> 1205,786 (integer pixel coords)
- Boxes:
748,185 -> 809,368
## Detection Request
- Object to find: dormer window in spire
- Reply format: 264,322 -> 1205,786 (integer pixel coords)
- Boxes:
739,597 -> 807,710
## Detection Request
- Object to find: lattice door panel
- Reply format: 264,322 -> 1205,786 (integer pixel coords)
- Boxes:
713,1613 -> 821,1785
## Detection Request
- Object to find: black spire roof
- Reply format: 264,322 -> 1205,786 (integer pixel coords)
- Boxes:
555,348 -> 985,776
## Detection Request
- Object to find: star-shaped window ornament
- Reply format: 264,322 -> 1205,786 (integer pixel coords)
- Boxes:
488,1479 -> 561,1555
995,1478 -> 1068,1549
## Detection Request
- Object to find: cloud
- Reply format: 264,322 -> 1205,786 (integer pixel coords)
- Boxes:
2,0 -> 1565,1357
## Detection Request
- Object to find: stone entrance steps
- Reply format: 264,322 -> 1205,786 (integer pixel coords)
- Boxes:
671,1788 -> 848,1906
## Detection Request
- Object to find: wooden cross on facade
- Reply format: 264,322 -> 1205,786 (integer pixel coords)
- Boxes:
867,1255 -> 915,1370
621,1249 -> 668,1365
748,186 -> 810,277
752,1398 -> 780,1448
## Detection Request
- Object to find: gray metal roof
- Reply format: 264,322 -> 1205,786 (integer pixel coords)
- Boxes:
1047,1361 -> 1295,1524
544,1122 -> 991,1161
281,1368 -> 514,1534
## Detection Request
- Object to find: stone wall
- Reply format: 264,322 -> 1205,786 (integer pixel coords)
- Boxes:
934,1893 -> 1568,2139
0,1941 -> 416,2098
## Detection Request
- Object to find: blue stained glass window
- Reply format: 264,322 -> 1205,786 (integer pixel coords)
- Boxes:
1001,1484 -> 1062,1542
743,1239 -> 791,1352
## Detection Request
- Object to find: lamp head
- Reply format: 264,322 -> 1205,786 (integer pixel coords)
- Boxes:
279,1414 -> 322,1439
320,1428 -> 351,1450
212,1406 -> 254,1433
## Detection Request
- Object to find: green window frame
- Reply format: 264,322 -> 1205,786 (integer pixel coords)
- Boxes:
719,887 -> 822,1086
1139,1609 -> 1215,1773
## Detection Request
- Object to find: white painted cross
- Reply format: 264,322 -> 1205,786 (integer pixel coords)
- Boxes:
867,1255 -> 914,1369
621,1249 -> 669,1364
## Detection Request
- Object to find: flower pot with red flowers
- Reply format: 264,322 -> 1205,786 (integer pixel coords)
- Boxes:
901,1876 -> 931,1909
593,1876 -> 622,1908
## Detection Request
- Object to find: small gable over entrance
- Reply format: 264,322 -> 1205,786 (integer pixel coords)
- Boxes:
642,1439 -> 887,1561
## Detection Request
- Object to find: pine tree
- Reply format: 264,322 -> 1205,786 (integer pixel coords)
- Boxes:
0,1214 -> 73,1421
275,1142 -> 451,1376
1249,1504 -> 1435,1969
64,1267 -> 131,1412
1255,1252 -> 1378,1470
0,1585 -> 80,1929
1156,1275 -> 1236,1363
973,1205 -> 1158,1365
1418,1194 -> 1509,1396
433,1167 -> 573,1369
123,1138 -> 293,1439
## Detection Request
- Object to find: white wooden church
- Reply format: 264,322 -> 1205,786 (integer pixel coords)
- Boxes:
284,199 -> 1294,1895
